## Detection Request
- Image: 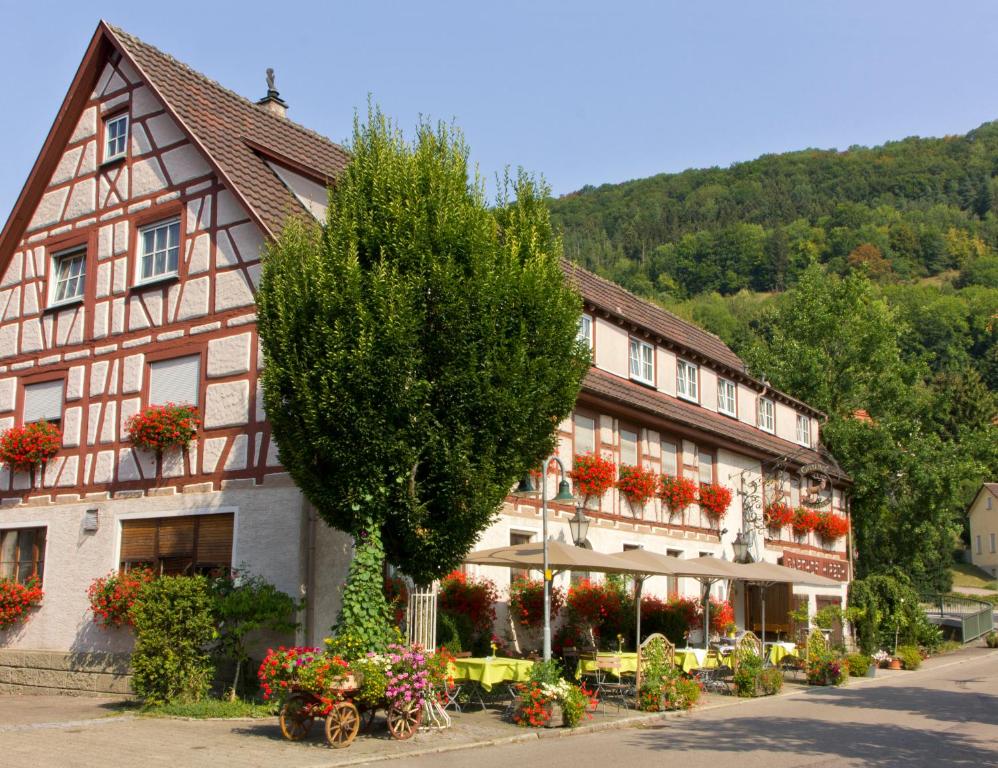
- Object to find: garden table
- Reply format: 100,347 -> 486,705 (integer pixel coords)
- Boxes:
575,652 -> 639,679
766,642 -> 798,666
674,647 -> 717,674
449,656 -> 535,692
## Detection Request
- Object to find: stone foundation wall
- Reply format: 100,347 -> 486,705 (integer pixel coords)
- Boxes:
0,650 -> 131,695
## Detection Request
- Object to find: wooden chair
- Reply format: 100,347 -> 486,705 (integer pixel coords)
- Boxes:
737,631 -> 762,659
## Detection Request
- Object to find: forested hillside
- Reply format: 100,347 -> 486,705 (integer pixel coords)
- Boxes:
551,123 -> 998,592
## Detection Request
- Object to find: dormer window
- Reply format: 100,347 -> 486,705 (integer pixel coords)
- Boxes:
104,113 -> 128,162
796,414 -> 811,447
137,218 -> 180,283
629,338 -> 654,385
50,247 -> 86,306
758,397 -> 775,433
717,378 -> 737,417
577,314 -> 593,350
677,359 -> 698,402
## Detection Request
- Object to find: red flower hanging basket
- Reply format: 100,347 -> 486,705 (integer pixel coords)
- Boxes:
125,403 -> 201,453
569,453 -> 616,505
0,421 -> 61,471
698,482 -> 732,521
659,475 -> 698,518
764,502 -> 794,533
792,507 -> 821,538
0,577 -> 44,631
814,512 -> 849,543
616,464 -> 659,512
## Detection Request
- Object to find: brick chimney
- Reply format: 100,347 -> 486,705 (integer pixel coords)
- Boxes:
256,67 -> 288,118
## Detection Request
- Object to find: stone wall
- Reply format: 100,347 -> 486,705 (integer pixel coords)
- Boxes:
0,650 -> 131,695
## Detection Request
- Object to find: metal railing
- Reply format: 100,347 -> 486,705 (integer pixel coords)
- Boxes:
920,594 -> 994,643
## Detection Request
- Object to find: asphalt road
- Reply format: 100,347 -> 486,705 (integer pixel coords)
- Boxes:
407,650 -> 998,768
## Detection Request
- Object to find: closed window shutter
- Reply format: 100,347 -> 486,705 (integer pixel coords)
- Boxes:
23,380 -> 64,422
120,519 -> 157,563
196,513 -> 234,566
149,356 -> 200,406
158,517 -> 196,557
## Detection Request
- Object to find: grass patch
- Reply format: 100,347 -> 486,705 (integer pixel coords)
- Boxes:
950,563 -> 998,591
141,698 -> 275,719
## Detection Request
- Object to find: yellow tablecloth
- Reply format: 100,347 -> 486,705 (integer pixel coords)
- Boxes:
767,642 -> 798,666
673,648 -> 718,674
449,657 -> 535,692
575,652 -> 639,679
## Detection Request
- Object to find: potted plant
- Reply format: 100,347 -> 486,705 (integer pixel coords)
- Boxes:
0,576 -> 44,631
569,453 -> 616,507
659,474 -> 698,522
792,507 -> 820,540
698,482 -> 732,524
764,501 -> 794,537
872,649 -> 890,669
0,420 -> 61,472
125,403 -> 201,454
616,464 -> 659,517
814,512 -> 849,545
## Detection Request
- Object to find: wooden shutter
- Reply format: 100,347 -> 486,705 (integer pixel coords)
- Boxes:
158,517 -> 196,557
23,380 -> 64,422
120,519 -> 157,564
196,513 -> 234,567
149,355 -> 200,406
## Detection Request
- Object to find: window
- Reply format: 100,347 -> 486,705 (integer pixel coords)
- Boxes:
991,533 -> 996,554
120,513 -> 234,576
677,359 -> 698,402
23,380 -> 64,425
629,339 -> 654,385
620,428 -> 638,467
104,113 -> 128,162
976,535 -> 982,555
666,548 -> 682,596
577,315 -> 593,349
50,248 -> 86,305
0,528 -> 46,585
510,531 -> 533,583
717,378 -> 736,417
148,355 -> 200,406
758,397 -> 775,433
574,414 -> 595,456
661,440 -> 678,477
138,218 -> 181,283
698,449 -> 714,484
796,414 -> 811,447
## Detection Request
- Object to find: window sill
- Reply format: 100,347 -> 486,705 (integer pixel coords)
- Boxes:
99,155 -> 127,171
130,273 -> 180,293
677,393 -> 700,405
718,409 -> 738,419
43,298 -> 84,315
629,376 -> 656,389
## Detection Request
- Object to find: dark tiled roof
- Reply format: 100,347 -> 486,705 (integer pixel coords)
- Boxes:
582,367 -> 848,480
108,25 -> 349,236
562,260 -> 745,371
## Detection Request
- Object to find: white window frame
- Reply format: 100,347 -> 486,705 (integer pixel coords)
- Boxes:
136,218 -> 181,285
629,338 -> 654,386
49,247 -> 87,306
796,414 -> 811,447
577,314 -> 593,350
758,397 -> 775,433
677,359 -> 698,403
717,378 -> 736,417
104,113 -> 129,162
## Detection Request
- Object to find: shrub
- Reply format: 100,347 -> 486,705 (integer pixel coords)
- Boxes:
806,630 -> 848,686
0,421 -> 61,470
0,577 -> 44,631
438,570 -> 498,638
436,611 -> 463,652
130,576 -> 216,703
564,578 -> 629,648
847,653 -> 872,676
638,636 -> 701,711
509,577 -> 564,628
125,403 -> 200,453
87,568 -> 155,629
759,667 -> 783,695
848,572 -> 942,654
513,678 -> 595,727
896,644 -> 922,670
569,453 -> 616,505
640,595 -> 690,646
733,649 -> 764,697
986,631 -> 998,649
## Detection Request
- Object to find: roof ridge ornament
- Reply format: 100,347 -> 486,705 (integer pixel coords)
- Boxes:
257,67 -> 288,118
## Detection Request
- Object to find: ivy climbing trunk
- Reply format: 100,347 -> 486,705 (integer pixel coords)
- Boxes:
334,520 -> 396,652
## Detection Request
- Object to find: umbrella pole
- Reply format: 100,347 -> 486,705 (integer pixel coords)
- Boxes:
761,584 -> 767,663
703,579 -> 711,651
635,577 -> 644,692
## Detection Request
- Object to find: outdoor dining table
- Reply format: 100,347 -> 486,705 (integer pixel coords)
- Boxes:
449,656 -> 535,691
765,641 -> 798,666
673,647 -> 718,674
575,651 -> 639,679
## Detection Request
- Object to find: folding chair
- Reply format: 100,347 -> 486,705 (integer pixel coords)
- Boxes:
594,656 -> 630,714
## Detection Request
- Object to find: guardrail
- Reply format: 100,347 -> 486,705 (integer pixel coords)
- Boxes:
920,594 -> 995,643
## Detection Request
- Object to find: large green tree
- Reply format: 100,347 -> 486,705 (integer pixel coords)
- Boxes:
257,109 -> 588,641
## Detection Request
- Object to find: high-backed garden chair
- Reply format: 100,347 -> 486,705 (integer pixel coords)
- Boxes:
737,631 -> 762,659
638,633 -> 675,688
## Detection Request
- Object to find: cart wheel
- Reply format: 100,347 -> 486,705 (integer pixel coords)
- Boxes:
324,700 -> 360,748
359,705 -> 377,733
386,699 -> 422,740
280,693 -> 315,741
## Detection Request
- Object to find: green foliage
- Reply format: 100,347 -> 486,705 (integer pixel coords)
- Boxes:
559,682 -> 592,727
760,667 -> 784,695
985,631 -> 998,648
848,572 -> 941,654
257,106 -> 588,586
140,697 -> 275,719
806,630 -> 848,686
847,653 -> 872,677
435,611 -> 462,653
528,658 -> 563,686
130,576 -> 216,704
732,649 -> 764,697
210,573 -> 299,699
896,645 -> 923,670
331,523 -> 399,654
349,655 -> 389,707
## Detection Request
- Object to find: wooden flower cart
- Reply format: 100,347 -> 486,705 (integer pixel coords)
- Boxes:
278,672 -> 423,748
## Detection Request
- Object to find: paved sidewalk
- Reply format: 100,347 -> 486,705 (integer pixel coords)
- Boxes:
0,646 -> 991,768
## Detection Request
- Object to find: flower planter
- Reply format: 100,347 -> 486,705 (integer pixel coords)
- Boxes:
546,702 -> 564,728
887,658 -> 902,671
866,664 -> 877,678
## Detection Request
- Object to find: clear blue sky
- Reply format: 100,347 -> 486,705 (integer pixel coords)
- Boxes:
4,1 -> 998,221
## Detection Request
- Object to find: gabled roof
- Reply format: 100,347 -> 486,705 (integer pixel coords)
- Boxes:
0,20 -> 349,273
581,367 -> 848,481
968,483 -> 998,515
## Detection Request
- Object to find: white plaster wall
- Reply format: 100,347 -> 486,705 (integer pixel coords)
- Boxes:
266,161 -> 329,223
737,383 -> 756,427
593,318 -> 628,378
657,348 -> 676,397
774,401 -> 796,443
0,484 -> 306,653
700,367 -> 718,413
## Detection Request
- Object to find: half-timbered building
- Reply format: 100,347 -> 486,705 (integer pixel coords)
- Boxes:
0,22 -> 850,693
